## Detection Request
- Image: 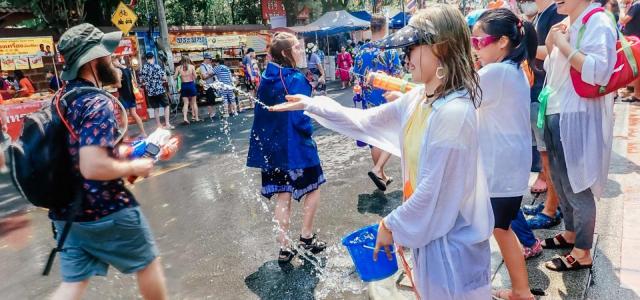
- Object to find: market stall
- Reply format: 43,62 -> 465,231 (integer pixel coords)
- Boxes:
0,35 -> 59,141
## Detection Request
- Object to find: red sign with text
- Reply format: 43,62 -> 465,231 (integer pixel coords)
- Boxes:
2,100 -> 47,141
261,0 -> 286,20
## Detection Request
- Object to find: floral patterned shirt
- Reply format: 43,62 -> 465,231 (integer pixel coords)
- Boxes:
139,63 -> 166,97
49,79 -> 138,221
353,43 -> 403,106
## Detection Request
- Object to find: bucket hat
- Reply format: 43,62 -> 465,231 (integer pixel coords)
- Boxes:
58,23 -> 122,81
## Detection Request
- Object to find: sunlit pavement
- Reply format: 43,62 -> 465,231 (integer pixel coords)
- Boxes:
0,85 -> 639,299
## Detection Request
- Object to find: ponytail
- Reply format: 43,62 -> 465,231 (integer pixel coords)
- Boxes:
477,8 -> 538,69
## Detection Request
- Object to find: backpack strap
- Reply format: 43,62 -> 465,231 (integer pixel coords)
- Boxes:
576,8 -> 605,49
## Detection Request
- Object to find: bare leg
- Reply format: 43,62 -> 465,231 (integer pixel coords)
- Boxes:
154,108 -> 162,128
129,108 -> 147,137
494,227 -> 533,299
372,150 -> 392,181
274,193 -> 293,248
163,106 -> 172,128
370,147 -> 381,165
190,97 -> 199,121
51,280 -> 90,300
182,97 -> 189,122
540,152 -> 560,217
301,189 -> 321,238
0,150 -> 6,170
207,106 -> 215,119
136,257 -> 168,300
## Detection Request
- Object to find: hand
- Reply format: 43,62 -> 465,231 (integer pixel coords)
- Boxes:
383,91 -> 403,102
1,123 -> 7,133
129,158 -> 154,177
547,23 -> 568,47
269,94 -> 310,112
373,220 -> 394,262
319,76 -> 326,84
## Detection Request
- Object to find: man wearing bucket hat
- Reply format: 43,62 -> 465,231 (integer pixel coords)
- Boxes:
50,24 -> 167,300
199,53 -> 218,122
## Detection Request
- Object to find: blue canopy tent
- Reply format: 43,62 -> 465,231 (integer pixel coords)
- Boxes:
290,10 -> 370,37
389,12 -> 411,29
350,10 -> 372,22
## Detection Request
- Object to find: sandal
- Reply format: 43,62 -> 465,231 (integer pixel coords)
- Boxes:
545,254 -> 593,271
298,234 -> 327,254
278,248 -> 297,264
386,177 -> 393,187
368,171 -> 388,191
541,233 -> 575,249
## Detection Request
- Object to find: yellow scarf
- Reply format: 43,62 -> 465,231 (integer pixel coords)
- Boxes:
402,100 -> 432,200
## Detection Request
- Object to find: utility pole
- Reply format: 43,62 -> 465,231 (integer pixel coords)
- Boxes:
155,0 -> 176,101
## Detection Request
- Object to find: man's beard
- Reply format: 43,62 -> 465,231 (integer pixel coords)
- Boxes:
96,58 -> 119,86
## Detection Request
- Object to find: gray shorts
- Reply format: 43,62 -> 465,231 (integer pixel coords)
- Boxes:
530,102 -> 546,152
53,207 -> 158,282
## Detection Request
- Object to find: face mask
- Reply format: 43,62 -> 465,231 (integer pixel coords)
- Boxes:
519,2 -> 538,16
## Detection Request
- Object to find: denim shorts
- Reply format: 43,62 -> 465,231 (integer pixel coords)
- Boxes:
53,207 -> 158,282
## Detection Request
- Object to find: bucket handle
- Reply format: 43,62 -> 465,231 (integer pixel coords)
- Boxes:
362,244 -> 396,254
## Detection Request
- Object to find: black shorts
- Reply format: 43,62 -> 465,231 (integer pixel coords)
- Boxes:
147,94 -> 169,108
203,87 -> 217,105
490,196 -> 523,230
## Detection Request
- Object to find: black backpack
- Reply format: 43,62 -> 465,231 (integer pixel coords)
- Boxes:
9,86 -> 118,275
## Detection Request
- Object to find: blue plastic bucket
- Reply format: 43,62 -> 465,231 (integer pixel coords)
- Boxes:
341,224 -> 398,282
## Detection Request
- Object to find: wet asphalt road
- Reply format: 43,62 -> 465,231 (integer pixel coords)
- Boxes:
0,86 -> 404,299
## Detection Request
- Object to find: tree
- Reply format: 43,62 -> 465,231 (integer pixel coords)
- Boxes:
4,0 -> 89,33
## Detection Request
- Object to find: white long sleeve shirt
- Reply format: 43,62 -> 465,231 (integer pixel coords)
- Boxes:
477,62 -> 532,198
300,87 -> 494,299
543,3 -> 616,197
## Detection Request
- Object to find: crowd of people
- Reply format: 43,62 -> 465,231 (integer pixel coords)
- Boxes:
264,0 -> 620,298
0,0 -> 630,297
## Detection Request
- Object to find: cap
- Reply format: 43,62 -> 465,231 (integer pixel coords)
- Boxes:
145,52 -> 155,59
373,24 -> 436,50
203,53 -> 212,59
58,23 -> 122,81
246,48 -> 255,53
466,9 -> 487,27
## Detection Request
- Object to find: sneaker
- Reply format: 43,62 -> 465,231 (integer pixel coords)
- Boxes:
0,165 -> 8,174
522,203 -> 545,216
523,239 -> 543,259
527,211 -> 561,229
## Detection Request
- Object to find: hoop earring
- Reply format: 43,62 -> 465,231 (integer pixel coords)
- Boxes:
436,67 -> 445,80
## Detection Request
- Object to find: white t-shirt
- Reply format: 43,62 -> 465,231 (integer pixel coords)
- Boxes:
477,61 -> 532,197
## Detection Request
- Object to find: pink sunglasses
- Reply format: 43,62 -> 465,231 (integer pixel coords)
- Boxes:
471,36 -> 499,50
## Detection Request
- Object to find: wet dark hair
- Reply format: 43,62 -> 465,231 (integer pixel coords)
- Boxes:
477,8 -> 537,68
14,70 -> 25,80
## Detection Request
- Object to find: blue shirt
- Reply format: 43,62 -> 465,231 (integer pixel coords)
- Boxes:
353,43 -> 403,106
247,62 -> 320,170
49,76 -> 61,91
50,79 -> 138,221
139,63 -> 166,96
307,53 -> 321,70
212,64 -> 233,85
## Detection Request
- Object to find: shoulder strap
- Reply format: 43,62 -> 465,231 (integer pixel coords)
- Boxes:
577,7 -> 606,49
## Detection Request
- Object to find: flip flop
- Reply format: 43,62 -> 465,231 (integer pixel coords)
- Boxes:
368,171 -> 387,191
